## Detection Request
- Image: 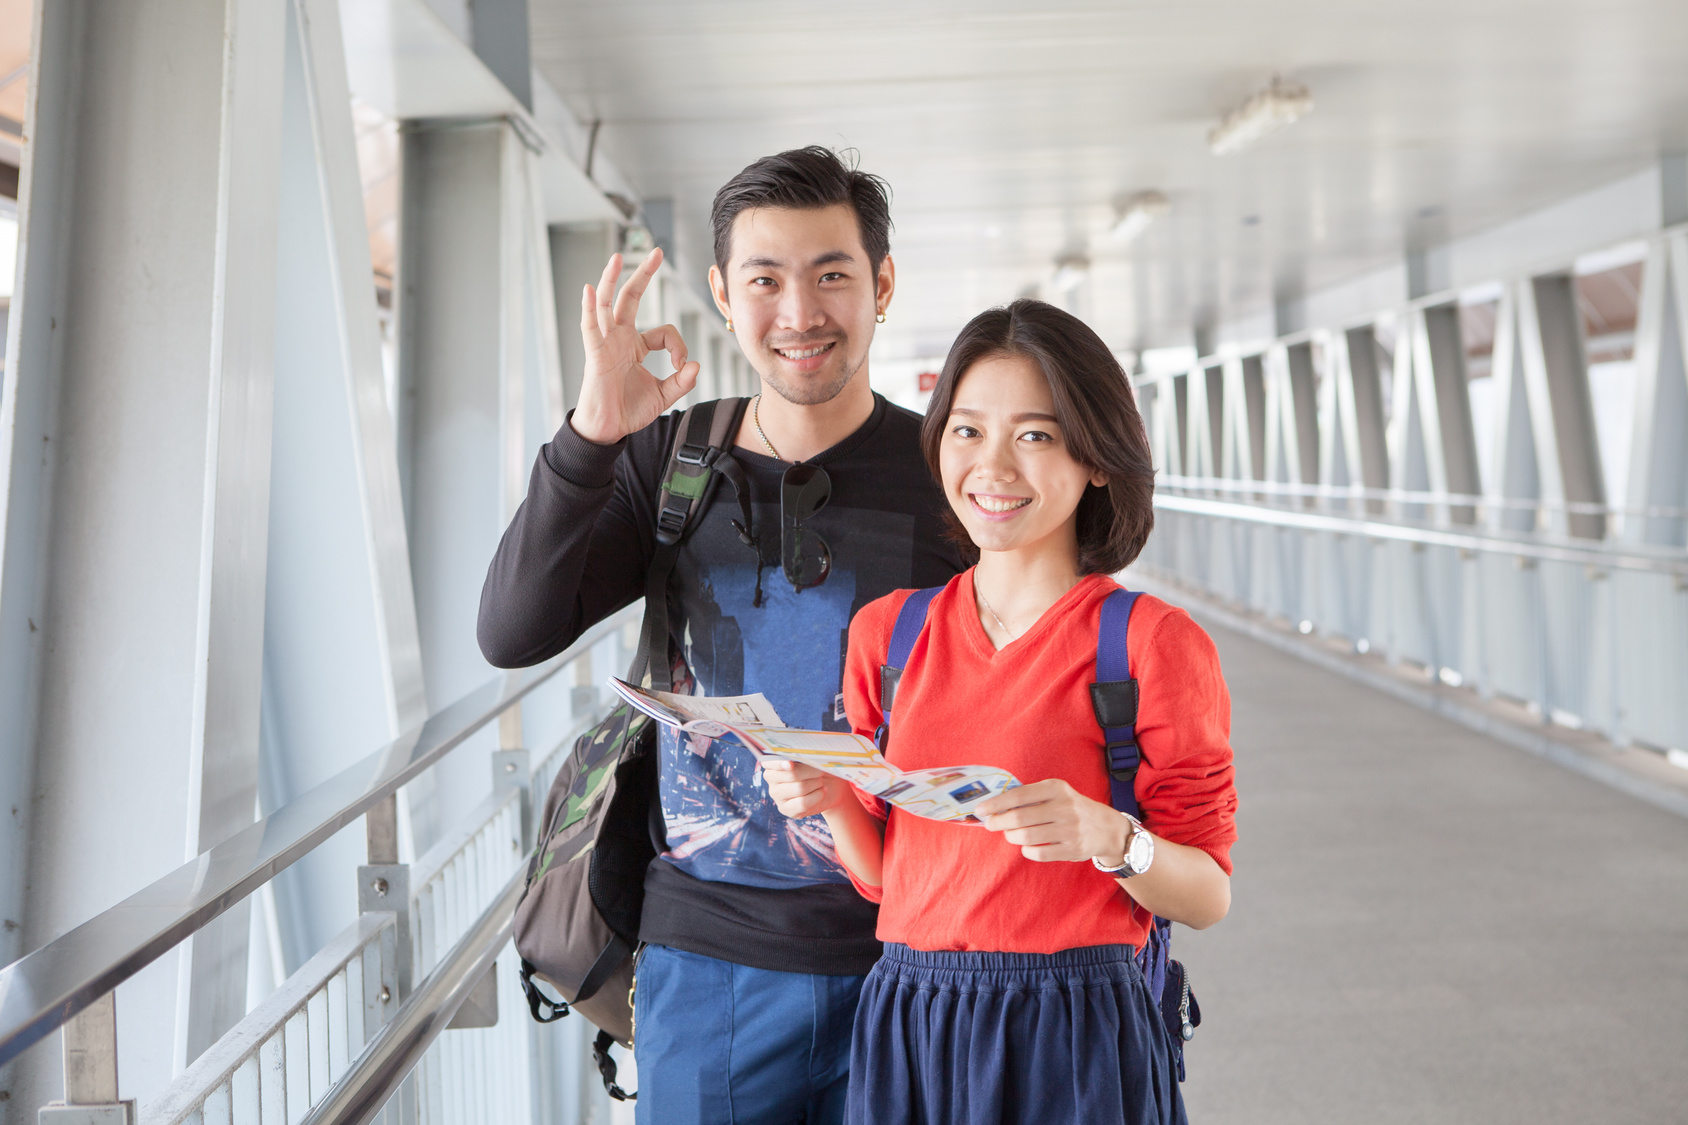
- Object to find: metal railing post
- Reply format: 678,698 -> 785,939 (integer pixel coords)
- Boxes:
40,993 -> 132,1123
359,794 -> 414,1125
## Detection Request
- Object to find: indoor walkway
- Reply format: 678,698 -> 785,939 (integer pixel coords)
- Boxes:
1172,605 -> 1688,1124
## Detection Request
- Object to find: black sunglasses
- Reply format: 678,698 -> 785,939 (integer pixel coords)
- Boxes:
780,463 -> 832,592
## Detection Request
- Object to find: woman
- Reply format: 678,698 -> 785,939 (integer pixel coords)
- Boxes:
765,298 -> 1238,1125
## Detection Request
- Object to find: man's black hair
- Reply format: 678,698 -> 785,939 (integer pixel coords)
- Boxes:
710,146 -> 893,275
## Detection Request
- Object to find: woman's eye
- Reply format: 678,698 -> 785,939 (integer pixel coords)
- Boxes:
952,424 -> 981,439
1019,430 -> 1053,443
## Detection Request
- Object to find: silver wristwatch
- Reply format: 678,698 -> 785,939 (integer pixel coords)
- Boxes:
1092,813 -> 1154,878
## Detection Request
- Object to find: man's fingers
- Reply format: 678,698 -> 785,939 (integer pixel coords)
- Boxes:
641,324 -> 689,371
580,284 -> 604,344
612,247 -> 664,326
594,255 -> 622,336
657,362 -> 700,410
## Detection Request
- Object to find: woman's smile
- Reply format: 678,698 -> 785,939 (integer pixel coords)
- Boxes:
969,492 -> 1033,519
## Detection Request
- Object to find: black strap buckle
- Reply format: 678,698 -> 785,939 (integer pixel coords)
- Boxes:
675,442 -> 714,467
1104,739 -> 1139,783
518,959 -> 571,1023
593,1028 -> 635,1101
656,497 -> 690,540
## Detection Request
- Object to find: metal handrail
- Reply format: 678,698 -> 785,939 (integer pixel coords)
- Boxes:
1154,492 -> 1688,575
0,609 -> 633,1069
1157,475 -> 1688,521
299,870 -> 527,1125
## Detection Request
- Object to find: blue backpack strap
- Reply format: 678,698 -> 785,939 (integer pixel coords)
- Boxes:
1090,588 -> 1143,817
1091,587 -> 1199,1079
874,586 -> 942,748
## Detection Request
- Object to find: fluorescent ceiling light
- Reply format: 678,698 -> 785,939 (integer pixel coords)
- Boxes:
1111,191 -> 1170,244
1050,254 -> 1090,293
1208,76 -> 1313,156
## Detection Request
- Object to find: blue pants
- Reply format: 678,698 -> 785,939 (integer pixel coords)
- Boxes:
632,944 -> 867,1125
847,943 -> 1186,1125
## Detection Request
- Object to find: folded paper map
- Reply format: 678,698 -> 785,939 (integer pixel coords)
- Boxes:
609,679 -> 1021,824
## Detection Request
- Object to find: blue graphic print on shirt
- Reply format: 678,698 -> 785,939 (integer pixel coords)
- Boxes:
658,504 -> 919,889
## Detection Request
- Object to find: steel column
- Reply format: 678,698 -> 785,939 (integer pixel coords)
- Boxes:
259,0 -> 428,978
1518,274 -> 1607,539
1340,325 -> 1390,511
399,117 -> 564,853
546,223 -> 618,417
0,0 -> 285,1111
1625,234 -> 1688,547
1486,284 -> 1542,533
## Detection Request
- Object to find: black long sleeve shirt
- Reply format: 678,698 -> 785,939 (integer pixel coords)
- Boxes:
479,394 -> 966,974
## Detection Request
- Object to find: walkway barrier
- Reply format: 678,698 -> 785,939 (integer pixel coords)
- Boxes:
0,605 -> 645,1125
1139,483 -> 1688,756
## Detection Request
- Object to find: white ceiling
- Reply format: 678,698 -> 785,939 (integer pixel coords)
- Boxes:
530,0 -> 1688,360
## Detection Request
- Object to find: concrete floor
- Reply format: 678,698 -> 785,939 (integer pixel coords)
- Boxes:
1175,620 -> 1688,1124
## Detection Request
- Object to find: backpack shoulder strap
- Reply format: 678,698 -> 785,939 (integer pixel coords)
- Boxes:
1090,587 -> 1143,817
654,397 -> 750,546
880,587 -> 943,713
872,586 -> 942,748
638,398 -> 751,690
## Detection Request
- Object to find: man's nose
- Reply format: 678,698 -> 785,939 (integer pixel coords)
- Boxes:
775,286 -> 827,332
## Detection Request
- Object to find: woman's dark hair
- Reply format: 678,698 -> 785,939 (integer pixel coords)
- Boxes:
920,299 -> 1156,575
711,146 -> 893,274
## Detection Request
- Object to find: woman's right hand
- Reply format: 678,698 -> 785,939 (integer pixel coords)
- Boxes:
763,760 -> 852,819
573,248 -> 701,445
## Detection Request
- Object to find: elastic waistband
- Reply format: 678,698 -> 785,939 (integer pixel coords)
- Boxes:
879,942 -> 1140,975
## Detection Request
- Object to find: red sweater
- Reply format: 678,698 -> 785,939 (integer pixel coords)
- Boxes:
843,570 -> 1238,953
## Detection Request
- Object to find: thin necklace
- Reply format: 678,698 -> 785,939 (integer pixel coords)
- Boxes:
752,394 -> 781,460
975,582 -> 1015,639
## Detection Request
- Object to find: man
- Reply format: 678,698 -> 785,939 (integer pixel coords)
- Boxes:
479,146 -> 965,1124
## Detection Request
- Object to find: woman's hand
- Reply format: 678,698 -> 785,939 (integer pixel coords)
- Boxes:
975,779 -> 1128,863
573,248 -> 701,445
977,779 -> 1232,929
764,760 -> 854,819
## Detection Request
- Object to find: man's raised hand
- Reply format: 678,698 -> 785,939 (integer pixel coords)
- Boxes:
573,248 -> 702,445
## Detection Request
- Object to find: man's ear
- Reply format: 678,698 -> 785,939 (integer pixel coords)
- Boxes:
708,264 -> 732,322
875,254 -> 896,315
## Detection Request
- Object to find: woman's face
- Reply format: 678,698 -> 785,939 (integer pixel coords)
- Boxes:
938,352 -> 1107,560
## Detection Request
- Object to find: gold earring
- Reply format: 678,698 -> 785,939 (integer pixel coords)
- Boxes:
726,320 -> 734,332
876,311 -> 886,324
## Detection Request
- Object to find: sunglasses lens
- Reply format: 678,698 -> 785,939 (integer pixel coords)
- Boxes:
782,463 -> 831,521
779,463 -> 832,590
783,527 -> 832,590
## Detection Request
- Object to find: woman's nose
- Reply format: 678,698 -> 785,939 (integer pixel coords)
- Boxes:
973,438 -> 1019,482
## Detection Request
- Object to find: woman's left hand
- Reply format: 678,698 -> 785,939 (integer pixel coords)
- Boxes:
975,779 -> 1129,863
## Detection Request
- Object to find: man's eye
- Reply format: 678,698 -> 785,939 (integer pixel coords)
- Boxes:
820,272 -> 846,283
751,277 -> 776,288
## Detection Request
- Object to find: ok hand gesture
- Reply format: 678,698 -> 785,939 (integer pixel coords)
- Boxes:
573,248 -> 701,445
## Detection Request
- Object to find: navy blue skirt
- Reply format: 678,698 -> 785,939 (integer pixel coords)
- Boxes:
847,943 -> 1187,1125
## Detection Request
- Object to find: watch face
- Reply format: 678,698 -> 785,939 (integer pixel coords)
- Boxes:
1127,830 -> 1153,871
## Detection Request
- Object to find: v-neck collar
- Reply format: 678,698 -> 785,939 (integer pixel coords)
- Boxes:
960,569 -> 1108,659
731,392 -> 889,470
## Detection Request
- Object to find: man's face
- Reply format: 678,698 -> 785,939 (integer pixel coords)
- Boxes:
710,204 -> 894,406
